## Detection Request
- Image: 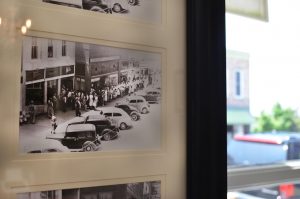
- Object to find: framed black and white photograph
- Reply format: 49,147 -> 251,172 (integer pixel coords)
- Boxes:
41,0 -> 162,24
0,0 -> 185,198
19,36 -> 162,153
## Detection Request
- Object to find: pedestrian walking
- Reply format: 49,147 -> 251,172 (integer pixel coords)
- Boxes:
93,94 -> 98,108
104,89 -> 108,105
89,92 -> 94,109
50,114 -> 57,134
62,95 -> 67,112
52,95 -> 57,114
28,100 -> 36,123
81,96 -> 87,111
47,99 -> 54,119
75,97 -> 81,117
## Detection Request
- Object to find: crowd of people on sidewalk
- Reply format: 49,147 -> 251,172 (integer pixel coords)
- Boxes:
47,78 -> 149,118
21,76 -> 152,132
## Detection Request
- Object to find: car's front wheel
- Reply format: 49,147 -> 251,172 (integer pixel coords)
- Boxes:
119,122 -> 127,130
102,129 -> 113,141
82,141 -> 97,152
128,0 -> 138,5
112,3 -> 122,13
142,107 -> 148,114
131,113 -> 139,121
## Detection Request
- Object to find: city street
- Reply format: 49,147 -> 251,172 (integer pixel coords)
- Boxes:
19,92 -> 161,153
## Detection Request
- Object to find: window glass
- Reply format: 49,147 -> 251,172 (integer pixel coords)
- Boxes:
234,70 -> 242,97
114,113 -> 122,117
62,40 -> 67,56
104,113 -> 112,117
25,82 -> 44,105
31,37 -> 38,59
46,67 -> 60,78
119,105 -> 127,109
61,65 -> 74,75
26,69 -> 44,82
226,0 -> 300,168
48,39 -> 53,58
99,192 -> 113,199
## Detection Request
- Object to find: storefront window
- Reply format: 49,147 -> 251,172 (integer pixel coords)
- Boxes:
98,192 -> 113,199
61,65 -> 74,75
26,69 -> 44,82
26,82 -> 44,105
61,77 -> 74,91
62,40 -> 67,56
48,39 -> 53,58
31,37 -> 38,59
46,67 -> 60,78
47,80 -> 58,100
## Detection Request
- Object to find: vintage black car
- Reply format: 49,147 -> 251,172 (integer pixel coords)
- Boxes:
82,0 -> 139,13
46,124 -> 101,152
82,0 -> 109,12
142,89 -> 161,104
115,104 -> 140,121
70,115 -> 119,141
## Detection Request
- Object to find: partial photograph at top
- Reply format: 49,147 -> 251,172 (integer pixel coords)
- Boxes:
42,0 -> 162,24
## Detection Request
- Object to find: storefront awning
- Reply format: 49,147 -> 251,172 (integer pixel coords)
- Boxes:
227,108 -> 254,125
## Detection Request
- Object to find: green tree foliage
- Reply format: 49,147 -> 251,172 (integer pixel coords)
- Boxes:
254,103 -> 300,132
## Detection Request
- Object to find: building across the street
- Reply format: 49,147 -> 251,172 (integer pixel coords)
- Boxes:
74,43 -> 152,92
226,50 -> 254,137
21,37 -> 157,115
21,36 -> 76,114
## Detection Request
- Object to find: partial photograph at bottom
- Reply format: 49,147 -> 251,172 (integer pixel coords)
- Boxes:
17,180 -> 161,199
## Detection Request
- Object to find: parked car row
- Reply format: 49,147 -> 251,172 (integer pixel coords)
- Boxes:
135,88 -> 161,104
45,93 -> 160,152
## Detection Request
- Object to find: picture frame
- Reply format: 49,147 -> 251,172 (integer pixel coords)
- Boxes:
0,0 -> 185,198
19,34 -> 165,154
40,0 -> 166,26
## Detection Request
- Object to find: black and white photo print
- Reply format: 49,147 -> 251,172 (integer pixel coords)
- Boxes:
19,36 -> 162,153
42,0 -> 162,24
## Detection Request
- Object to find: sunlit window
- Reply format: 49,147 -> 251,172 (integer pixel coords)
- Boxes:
227,0 -> 300,196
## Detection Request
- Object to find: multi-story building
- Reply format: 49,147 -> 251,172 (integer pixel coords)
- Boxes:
21,36 -> 75,113
21,37 -> 157,114
226,50 -> 254,136
74,43 -> 151,92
